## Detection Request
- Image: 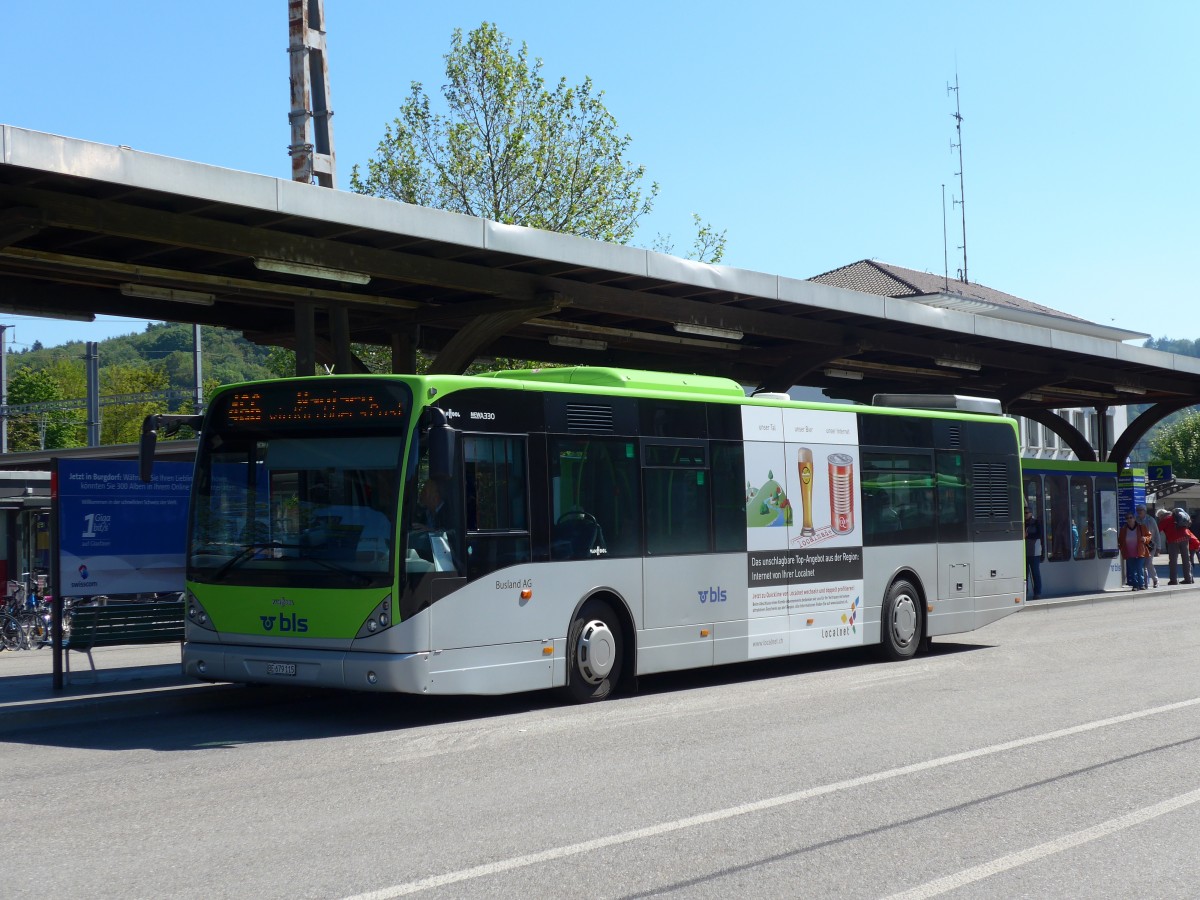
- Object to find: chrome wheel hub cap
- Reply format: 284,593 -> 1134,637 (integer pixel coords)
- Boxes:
576,619 -> 615,684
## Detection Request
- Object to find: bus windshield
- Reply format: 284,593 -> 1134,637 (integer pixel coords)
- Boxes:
189,381 -> 411,589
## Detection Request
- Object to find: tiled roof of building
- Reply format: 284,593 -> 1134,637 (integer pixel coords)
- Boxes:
809,259 -> 1091,325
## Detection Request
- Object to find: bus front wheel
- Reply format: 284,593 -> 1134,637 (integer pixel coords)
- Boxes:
564,600 -> 623,703
880,579 -> 922,661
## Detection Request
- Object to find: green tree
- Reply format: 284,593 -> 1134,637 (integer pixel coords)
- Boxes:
351,22 -> 658,244
1144,337 -> 1200,357
1148,409 -> 1200,477
6,366 -> 84,451
652,213 -> 728,264
99,363 -> 169,446
45,356 -> 86,403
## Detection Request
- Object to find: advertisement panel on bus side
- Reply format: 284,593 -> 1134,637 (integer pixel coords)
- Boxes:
742,406 -> 864,656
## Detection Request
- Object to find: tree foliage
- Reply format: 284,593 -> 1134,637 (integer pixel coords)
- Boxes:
4,323 -> 276,449
265,344 -> 548,379
99,363 -> 170,446
1144,336 -> 1200,357
6,367 -> 83,451
652,213 -> 728,265
351,22 -> 658,244
1148,410 -> 1200,478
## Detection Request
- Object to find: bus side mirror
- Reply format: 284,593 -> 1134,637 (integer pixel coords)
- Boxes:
427,408 -> 457,481
139,413 -> 203,482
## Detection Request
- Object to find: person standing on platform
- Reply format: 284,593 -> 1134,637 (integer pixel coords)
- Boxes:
1156,509 -> 1194,584
1136,505 -> 1160,588
1119,512 -> 1151,590
1025,507 -> 1044,600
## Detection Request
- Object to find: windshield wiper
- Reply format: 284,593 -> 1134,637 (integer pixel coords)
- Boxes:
210,542 -> 279,581
207,542 -> 374,586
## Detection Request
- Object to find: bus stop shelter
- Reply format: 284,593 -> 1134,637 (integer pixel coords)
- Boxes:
3,124 -> 1200,463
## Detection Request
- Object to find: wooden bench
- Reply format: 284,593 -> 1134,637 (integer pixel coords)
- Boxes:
64,600 -> 185,678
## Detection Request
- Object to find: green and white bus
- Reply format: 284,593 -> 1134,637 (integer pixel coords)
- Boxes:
143,367 -> 1025,702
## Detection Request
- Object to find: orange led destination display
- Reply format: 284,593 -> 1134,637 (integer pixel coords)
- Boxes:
221,384 -> 408,428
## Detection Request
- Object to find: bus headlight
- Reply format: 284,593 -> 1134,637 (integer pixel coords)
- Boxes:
186,590 -> 217,632
355,595 -> 395,639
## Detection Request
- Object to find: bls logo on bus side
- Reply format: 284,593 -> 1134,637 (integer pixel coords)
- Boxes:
260,613 -> 309,633
698,586 -> 727,604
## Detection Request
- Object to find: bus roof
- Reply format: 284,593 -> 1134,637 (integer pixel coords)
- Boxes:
479,367 -> 746,398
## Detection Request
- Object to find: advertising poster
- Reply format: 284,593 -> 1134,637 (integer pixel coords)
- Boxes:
56,459 -> 193,596
743,407 -> 864,655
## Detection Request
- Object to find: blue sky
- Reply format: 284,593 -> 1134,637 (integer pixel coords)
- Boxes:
2,0 -> 1197,352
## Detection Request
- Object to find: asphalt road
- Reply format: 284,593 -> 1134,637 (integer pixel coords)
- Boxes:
4,592 -> 1199,899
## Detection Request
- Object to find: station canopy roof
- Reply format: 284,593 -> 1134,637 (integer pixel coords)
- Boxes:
3,124 -> 1200,426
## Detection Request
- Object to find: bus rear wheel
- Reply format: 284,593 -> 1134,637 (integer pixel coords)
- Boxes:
880,579 -> 922,661
564,600 -> 623,703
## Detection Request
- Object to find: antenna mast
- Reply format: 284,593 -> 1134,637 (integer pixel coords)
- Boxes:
948,73 -> 968,283
288,0 -> 336,187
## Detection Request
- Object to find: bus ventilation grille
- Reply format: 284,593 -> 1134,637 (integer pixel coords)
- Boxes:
972,462 -> 1011,519
566,404 -> 615,433
947,425 -> 962,449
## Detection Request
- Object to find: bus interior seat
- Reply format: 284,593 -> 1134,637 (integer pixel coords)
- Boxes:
552,514 -> 606,559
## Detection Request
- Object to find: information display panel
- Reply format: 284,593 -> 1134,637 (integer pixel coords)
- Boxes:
56,459 -> 193,595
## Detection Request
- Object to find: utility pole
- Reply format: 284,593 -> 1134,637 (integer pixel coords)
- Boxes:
288,0 -> 336,187
192,324 -> 204,415
85,341 -> 100,447
0,324 -> 8,453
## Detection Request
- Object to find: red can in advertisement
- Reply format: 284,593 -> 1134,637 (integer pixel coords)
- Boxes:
827,453 -> 855,534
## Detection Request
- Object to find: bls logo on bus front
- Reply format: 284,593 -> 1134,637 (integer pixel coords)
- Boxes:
260,613 -> 309,633
698,587 -> 727,604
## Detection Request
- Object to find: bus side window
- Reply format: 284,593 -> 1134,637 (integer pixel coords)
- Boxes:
550,438 -> 641,560
936,452 -> 968,543
462,435 -> 531,579
1070,475 -> 1095,560
1045,475 -> 1070,562
861,451 -> 935,547
1095,476 -> 1119,556
712,442 -> 747,552
642,442 -> 709,556
1023,475 -> 1045,561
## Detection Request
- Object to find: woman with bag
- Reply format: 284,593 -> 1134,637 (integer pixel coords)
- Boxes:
1119,511 -> 1152,590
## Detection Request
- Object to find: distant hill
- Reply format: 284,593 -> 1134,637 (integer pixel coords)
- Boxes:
3,323 -> 278,450
8,321 -> 277,387
1144,337 -> 1200,358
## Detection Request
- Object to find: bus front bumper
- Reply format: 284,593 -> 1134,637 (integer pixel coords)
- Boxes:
182,642 -> 432,694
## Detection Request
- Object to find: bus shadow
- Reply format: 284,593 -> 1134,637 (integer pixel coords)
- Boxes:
6,641 -> 993,753
633,639 -> 990,698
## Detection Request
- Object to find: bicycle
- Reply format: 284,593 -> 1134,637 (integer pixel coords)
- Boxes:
0,610 -> 25,651
3,574 -> 57,649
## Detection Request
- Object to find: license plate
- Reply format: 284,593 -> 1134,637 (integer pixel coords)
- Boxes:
266,663 -> 297,676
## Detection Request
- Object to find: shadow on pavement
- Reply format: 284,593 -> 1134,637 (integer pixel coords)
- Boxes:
1,639 -> 993,753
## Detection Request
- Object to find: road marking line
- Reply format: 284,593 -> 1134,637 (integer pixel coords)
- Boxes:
341,696 -> 1200,900
881,786 -> 1200,900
